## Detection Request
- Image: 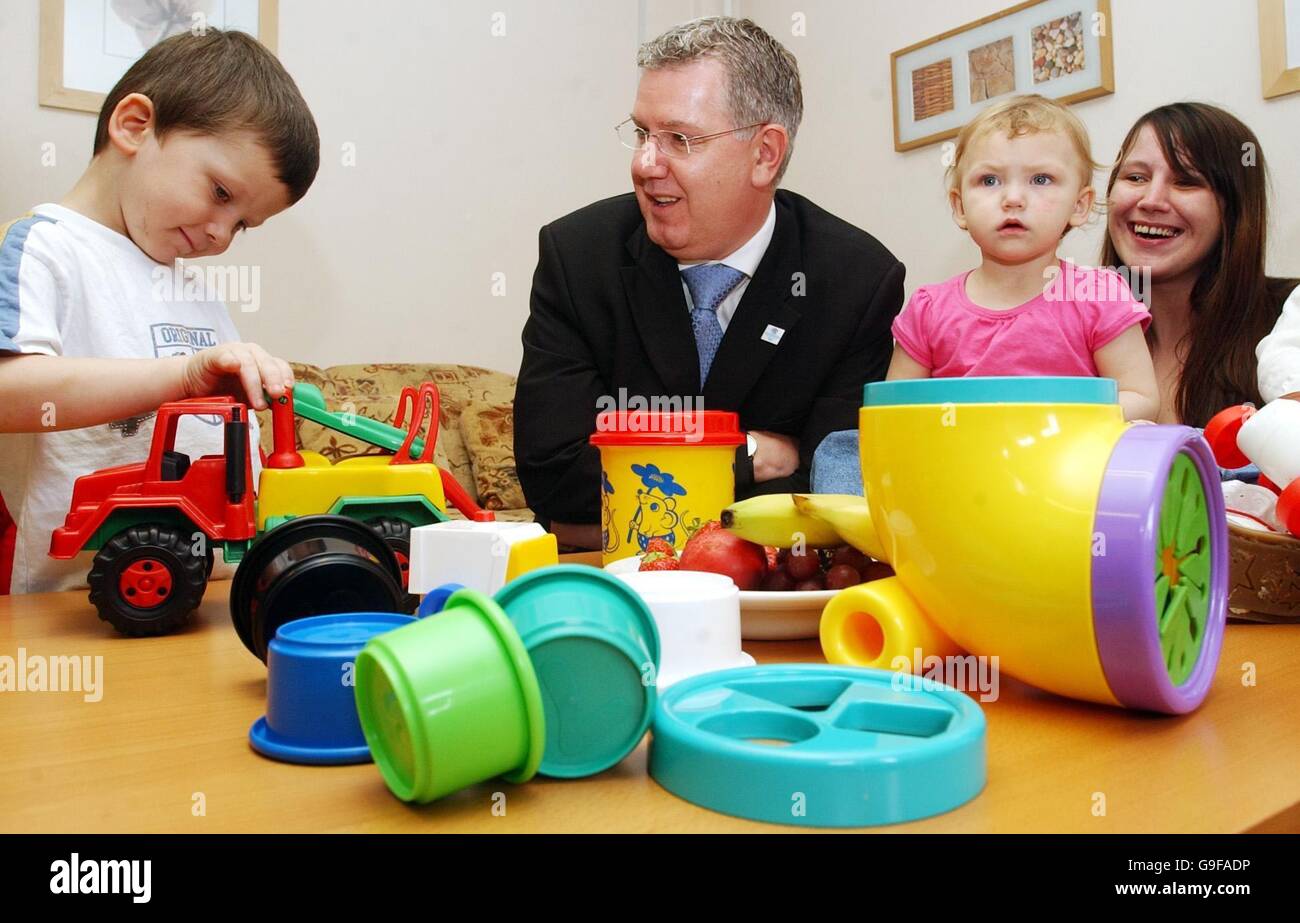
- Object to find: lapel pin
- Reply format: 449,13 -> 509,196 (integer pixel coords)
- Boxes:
761,325 -> 785,345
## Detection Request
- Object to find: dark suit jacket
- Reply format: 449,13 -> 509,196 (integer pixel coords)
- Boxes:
516,189 -> 904,526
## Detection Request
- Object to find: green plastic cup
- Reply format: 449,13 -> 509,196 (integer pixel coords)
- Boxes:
494,565 -> 661,778
353,588 -> 545,803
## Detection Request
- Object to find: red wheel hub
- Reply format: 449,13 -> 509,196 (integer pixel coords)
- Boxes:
393,550 -> 410,588
119,558 -> 173,609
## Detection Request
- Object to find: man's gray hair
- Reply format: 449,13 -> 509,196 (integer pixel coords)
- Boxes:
637,16 -> 803,183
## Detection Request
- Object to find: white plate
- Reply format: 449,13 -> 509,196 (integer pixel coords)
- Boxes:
605,555 -> 833,641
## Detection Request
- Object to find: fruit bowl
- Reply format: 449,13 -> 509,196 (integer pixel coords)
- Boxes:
604,555 -> 833,640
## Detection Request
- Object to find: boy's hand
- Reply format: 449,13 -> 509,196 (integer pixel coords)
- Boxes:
180,343 -> 293,411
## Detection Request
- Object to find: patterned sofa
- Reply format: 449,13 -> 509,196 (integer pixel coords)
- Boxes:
255,362 -> 532,522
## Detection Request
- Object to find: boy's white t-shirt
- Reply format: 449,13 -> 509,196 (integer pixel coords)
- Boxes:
0,203 -> 261,594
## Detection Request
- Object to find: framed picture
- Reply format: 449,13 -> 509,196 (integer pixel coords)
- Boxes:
39,0 -> 279,114
891,0 -> 1114,152
1259,0 -> 1300,99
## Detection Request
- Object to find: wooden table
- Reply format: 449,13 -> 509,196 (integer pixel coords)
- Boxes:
2,564 -> 1298,833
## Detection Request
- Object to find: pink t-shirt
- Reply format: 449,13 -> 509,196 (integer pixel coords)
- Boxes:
892,261 -> 1151,378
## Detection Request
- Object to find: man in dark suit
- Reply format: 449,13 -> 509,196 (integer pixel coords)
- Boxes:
516,17 -> 903,548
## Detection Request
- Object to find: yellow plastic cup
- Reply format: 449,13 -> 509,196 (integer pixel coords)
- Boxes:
591,410 -> 745,566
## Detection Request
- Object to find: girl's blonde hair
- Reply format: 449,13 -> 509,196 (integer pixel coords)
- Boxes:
946,94 -> 1099,193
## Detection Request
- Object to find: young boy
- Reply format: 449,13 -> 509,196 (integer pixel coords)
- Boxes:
0,29 -> 319,593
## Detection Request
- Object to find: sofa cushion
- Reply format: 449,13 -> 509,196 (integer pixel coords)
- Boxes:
459,400 -> 527,512
256,362 -> 528,516
326,364 -> 517,499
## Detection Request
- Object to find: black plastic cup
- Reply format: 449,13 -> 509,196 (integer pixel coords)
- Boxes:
231,515 -> 408,662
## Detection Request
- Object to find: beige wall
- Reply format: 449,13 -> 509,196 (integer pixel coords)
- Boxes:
745,0 -> 1300,294
3,0 -> 1297,375
2,0 -> 645,373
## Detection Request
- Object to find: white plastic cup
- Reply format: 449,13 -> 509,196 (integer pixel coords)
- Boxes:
615,570 -> 755,689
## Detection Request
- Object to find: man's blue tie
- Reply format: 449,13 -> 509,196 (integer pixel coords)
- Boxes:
681,263 -> 746,387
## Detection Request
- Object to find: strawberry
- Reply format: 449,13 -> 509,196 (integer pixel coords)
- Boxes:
639,551 -> 680,572
645,538 -> 677,558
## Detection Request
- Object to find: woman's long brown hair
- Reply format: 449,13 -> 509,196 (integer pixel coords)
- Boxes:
1100,103 -> 1297,426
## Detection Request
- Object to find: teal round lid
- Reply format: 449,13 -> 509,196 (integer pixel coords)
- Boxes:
495,564 -> 661,669
527,631 -> 654,778
649,664 -> 986,827
864,376 -> 1118,407
495,565 -> 661,778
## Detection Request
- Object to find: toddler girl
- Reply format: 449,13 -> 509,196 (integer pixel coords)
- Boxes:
888,94 -> 1159,421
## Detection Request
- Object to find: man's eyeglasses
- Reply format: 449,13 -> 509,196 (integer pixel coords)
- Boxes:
615,117 -> 766,158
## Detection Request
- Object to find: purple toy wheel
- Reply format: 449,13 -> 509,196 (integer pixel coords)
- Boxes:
1091,426 -> 1227,713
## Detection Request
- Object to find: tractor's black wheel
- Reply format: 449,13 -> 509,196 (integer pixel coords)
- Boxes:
87,524 -> 209,636
367,517 -> 412,585
367,517 -> 418,612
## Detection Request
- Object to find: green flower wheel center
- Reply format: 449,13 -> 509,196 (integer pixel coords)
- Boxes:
1154,453 -> 1212,686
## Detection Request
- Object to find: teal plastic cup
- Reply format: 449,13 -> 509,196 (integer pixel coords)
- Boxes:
494,565 -> 661,778
353,588 -> 545,804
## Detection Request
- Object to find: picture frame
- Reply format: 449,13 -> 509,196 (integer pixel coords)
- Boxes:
39,0 -> 279,114
891,0 -> 1114,153
1259,0 -> 1300,99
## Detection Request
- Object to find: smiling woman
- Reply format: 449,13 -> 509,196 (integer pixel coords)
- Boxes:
1100,103 -> 1299,426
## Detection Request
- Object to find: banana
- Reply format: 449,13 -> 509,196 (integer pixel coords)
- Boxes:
790,494 -> 889,562
720,494 -> 843,548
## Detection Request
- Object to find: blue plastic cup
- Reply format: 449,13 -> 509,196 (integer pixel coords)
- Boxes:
493,565 -> 661,778
250,612 -> 415,765
416,583 -> 465,618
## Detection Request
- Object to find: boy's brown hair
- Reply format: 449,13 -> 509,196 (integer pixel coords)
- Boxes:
94,29 -> 319,204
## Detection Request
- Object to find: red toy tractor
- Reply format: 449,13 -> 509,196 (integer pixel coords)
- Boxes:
50,382 -> 490,636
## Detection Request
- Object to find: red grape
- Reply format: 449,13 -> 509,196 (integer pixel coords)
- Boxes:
761,570 -> 796,592
825,564 -> 861,590
785,549 -> 821,581
794,576 -> 826,592
860,560 -> 895,582
831,546 -> 869,571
